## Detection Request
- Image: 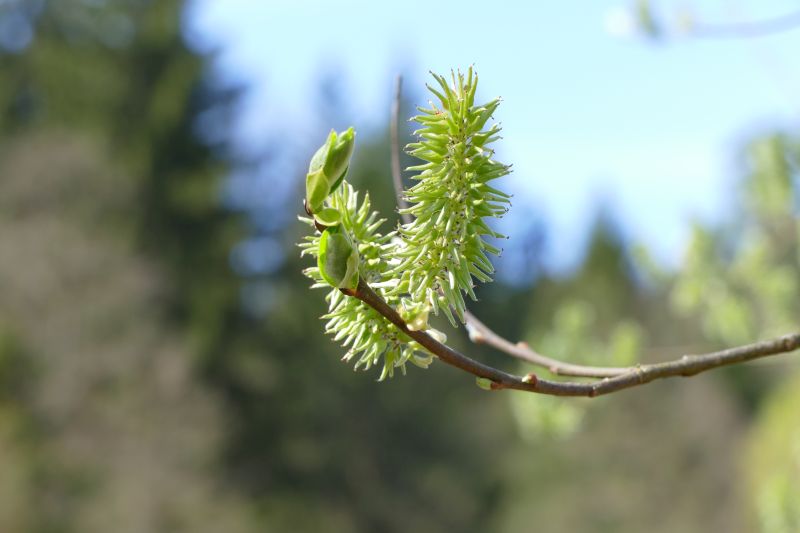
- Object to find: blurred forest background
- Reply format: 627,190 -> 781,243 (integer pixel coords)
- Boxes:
0,1 -> 798,532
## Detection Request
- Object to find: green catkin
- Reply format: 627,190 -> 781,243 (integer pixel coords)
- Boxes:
392,68 -> 511,325
299,68 -> 509,377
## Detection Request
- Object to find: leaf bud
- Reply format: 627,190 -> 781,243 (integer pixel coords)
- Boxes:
305,127 -> 356,213
317,226 -> 360,289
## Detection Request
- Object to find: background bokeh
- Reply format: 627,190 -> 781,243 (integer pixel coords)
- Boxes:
0,1 -> 798,532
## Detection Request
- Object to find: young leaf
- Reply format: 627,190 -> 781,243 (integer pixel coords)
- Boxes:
318,226 -> 359,289
314,207 -> 342,227
304,128 -> 357,213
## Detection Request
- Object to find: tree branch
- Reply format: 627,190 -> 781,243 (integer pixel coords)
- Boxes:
342,279 -> 525,387
343,279 -> 800,397
464,310 -> 629,378
390,75 -> 411,225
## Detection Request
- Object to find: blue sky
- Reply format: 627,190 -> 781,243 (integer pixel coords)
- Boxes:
189,0 -> 800,270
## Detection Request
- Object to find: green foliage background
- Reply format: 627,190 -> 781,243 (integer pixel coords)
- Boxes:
0,2 -> 797,532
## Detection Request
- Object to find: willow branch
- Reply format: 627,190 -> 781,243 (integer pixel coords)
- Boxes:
390,75 -> 411,224
464,311 -> 629,378
342,279 -> 529,388
343,279 -> 800,397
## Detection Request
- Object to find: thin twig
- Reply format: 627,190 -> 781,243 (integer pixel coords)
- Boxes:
343,279 -> 800,397
390,75 -> 411,224
465,311 -> 629,378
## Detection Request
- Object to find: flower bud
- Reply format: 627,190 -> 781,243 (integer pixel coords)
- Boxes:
305,127 -> 356,213
318,226 -> 359,289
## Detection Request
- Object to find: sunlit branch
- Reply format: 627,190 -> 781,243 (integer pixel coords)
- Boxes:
390,75 -> 410,224
464,311 -> 630,378
343,279 -> 800,397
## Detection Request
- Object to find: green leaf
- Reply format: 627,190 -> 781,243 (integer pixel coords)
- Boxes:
305,128 -> 356,213
309,130 -> 335,174
318,227 -> 359,289
329,165 -> 349,194
313,207 -> 342,227
305,169 -> 329,213
324,127 -> 355,188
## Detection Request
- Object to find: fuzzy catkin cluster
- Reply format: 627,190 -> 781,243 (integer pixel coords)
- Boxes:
299,68 -> 509,378
392,68 -> 511,325
300,183 -> 434,379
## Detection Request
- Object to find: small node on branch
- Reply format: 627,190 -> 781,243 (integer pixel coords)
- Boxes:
466,323 -> 485,344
